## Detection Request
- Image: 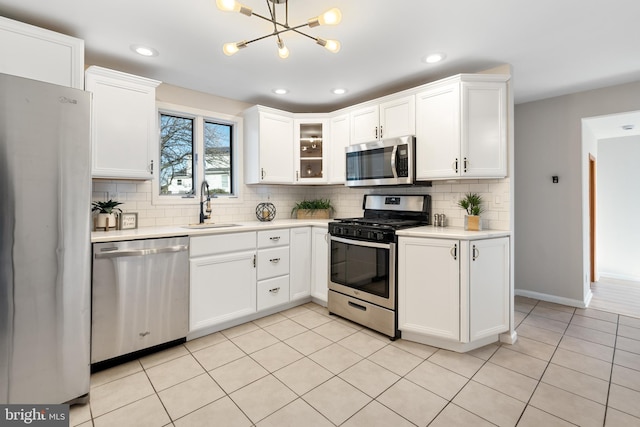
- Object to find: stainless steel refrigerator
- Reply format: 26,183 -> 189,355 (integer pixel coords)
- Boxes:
0,73 -> 91,404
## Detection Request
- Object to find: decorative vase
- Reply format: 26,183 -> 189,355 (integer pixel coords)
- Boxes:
295,209 -> 331,219
96,213 -> 117,229
464,215 -> 482,231
256,202 -> 276,221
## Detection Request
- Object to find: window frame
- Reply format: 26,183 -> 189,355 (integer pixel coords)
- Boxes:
152,102 -> 244,206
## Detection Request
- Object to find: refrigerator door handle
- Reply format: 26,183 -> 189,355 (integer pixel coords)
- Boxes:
94,245 -> 188,259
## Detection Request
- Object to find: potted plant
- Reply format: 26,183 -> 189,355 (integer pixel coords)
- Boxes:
457,192 -> 484,231
291,199 -> 333,219
92,199 -> 123,229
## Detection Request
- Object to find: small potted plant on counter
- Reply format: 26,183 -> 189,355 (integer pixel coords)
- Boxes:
291,198 -> 333,219
92,199 -> 123,229
457,192 -> 484,231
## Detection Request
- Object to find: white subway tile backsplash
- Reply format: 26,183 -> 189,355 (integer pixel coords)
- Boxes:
92,176 -> 511,230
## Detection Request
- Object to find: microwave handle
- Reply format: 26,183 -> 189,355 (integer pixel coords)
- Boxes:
390,145 -> 398,178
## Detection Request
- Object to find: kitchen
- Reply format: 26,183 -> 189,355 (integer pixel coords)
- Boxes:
2,1 -> 640,426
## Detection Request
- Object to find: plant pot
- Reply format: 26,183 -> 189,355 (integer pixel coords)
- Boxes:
295,209 -> 331,219
96,213 -> 117,229
464,215 -> 482,231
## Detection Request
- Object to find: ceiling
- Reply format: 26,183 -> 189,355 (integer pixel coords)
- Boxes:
1,0 -> 640,113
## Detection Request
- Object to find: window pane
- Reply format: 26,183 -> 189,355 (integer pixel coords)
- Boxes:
160,114 -> 194,195
204,121 -> 233,195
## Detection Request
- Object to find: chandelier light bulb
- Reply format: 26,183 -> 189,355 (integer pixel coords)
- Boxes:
317,38 -> 341,53
310,7 -> 342,27
277,40 -> 290,59
223,41 -> 247,56
216,0 -> 252,16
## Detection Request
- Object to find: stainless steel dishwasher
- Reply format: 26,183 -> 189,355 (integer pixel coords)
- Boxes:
91,237 -> 189,364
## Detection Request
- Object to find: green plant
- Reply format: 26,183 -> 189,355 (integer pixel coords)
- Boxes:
291,198 -> 333,216
91,199 -> 123,214
457,193 -> 484,216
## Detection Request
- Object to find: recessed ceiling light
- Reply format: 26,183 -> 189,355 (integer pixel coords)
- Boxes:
272,88 -> 288,95
423,52 -> 446,64
622,124 -> 635,130
130,44 -> 159,57
332,88 -> 347,95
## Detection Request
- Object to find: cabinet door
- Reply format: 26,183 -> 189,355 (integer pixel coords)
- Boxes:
328,114 -> 349,184
379,95 -> 415,139
350,104 -> 379,144
290,227 -> 312,301
0,16 -> 84,89
398,237 -> 460,340
294,119 -> 327,183
415,84 -> 461,180
468,237 -> 510,341
461,81 -> 507,178
189,250 -> 256,331
311,227 -> 329,303
86,67 -> 160,179
259,112 -> 294,183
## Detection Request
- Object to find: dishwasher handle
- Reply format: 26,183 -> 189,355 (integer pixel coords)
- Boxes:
95,245 -> 188,259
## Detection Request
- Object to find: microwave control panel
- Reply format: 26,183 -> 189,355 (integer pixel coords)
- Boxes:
396,144 -> 409,177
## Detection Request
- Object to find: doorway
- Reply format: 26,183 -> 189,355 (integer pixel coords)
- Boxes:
583,111 -> 640,318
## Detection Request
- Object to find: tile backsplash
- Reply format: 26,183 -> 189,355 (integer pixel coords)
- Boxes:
92,178 -> 511,230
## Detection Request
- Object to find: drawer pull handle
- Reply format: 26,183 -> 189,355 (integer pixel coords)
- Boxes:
348,301 -> 367,311
270,258 -> 281,263
269,236 -> 281,241
139,331 -> 150,337
269,287 -> 280,293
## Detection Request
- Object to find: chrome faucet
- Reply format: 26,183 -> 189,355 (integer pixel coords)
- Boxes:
199,180 -> 211,224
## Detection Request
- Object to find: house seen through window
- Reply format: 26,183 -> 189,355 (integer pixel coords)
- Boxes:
159,111 -> 234,197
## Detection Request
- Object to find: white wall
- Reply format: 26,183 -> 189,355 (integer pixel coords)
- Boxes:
515,80 -> 640,306
597,135 -> 640,281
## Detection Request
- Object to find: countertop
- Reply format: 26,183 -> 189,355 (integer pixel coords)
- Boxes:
91,219 -> 331,243
396,226 -> 511,240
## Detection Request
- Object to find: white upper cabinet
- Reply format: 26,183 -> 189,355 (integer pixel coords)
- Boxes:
294,118 -> 328,184
328,113 -> 350,184
244,106 -> 294,184
85,66 -> 161,179
415,75 -> 508,180
0,16 -> 84,89
350,95 -> 415,144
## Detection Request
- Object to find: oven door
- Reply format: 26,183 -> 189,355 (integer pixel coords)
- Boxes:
329,235 -> 396,310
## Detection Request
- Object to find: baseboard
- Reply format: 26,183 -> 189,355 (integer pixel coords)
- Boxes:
514,289 -> 591,309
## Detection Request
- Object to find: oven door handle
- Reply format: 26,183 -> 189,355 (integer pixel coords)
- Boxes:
330,235 -> 393,250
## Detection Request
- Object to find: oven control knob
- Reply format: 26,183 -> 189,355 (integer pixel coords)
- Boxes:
376,232 -> 384,241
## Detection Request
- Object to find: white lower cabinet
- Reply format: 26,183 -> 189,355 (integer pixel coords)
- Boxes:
190,232 -> 257,331
189,226 -> 329,335
398,236 -> 510,350
290,227 -> 311,301
311,226 -> 329,304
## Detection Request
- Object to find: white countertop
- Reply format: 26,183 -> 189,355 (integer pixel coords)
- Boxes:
91,219 -> 331,243
396,226 -> 511,240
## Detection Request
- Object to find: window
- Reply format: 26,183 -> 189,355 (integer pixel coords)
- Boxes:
155,103 -> 240,204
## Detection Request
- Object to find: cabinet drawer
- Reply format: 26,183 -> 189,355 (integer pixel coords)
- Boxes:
257,246 -> 289,280
190,232 -> 256,257
257,276 -> 290,311
257,229 -> 290,248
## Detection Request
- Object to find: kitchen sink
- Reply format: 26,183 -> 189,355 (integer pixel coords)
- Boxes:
182,223 -> 241,229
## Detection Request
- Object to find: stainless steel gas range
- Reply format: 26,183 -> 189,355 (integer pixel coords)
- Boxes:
327,194 -> 431,339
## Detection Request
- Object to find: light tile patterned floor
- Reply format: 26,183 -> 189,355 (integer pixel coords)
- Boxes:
71,298 -> 640,426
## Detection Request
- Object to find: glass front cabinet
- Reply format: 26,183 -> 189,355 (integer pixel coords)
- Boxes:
294,118 -> 328,183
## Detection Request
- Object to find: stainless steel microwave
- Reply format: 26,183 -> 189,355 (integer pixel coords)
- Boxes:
345,135 -> 415,187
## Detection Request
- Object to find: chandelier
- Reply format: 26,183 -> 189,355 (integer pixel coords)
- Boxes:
216,0 -> 342,59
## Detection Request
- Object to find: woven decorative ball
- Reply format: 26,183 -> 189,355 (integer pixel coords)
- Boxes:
256,202 -> 276,222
